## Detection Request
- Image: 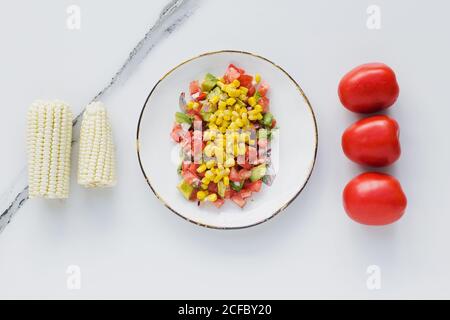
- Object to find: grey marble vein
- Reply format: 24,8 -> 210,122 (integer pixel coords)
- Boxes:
0,0 -> 198,234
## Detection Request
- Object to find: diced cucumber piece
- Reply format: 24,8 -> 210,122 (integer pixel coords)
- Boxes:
207,86 -> 222,100
250,164 -> 266,182
202,73 -> 218,92
263,112 -> 273,127
177,179 -> 193,200
175,112 -> 192,124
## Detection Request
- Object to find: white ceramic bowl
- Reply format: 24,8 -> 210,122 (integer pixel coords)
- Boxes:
137,50 -> 317,229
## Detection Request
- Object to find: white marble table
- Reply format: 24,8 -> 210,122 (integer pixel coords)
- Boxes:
1,0 -> 449,299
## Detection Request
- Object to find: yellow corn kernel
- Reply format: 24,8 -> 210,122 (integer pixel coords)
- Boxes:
210,95 -> 219,104
215,117 -> 223,126
206,193 -> 218,202
209,123 -> 218,130
204,144 -> 215,157
193,102 -> 200,110
197,191 -> 208,200
223,176 -> 230,186
224,168 -> 230,175
186,101 -> 194,110
206,159 -> 216,169
213,174 -> 223,184
201,184 -> 208,190
218,101 -> 227,111
226,98 -> 236,106
257,113 -> 263,120
249,139 -> 256,146
255,73 -> 261,83
231,79 -> 240,88
248,97 -> 256,106
254,104 -> 263,112
240,86 -> 248,95
239,94 -> 248,102
205,170 -> 215,180
224,158 -> 235,168
201,177 -> 210,185
235,118 -> 244,127
197,164 -> 207,173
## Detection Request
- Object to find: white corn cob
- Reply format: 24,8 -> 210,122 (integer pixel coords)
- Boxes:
27,100 -> 73,199
78,101 -> 116,188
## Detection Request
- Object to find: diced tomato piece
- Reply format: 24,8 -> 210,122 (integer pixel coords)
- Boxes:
229,167 -> 241,182
258,81 -> 270,96
238,74 -> 253,88
230,64 -> 245,74
224,64 -> 243,83
238,168 -> 251,180
188,163 -> 198,175
182,171 -> 199,185
195,92 -> 207,102
186,108 -> 202,121
208,183 -> 218,194
231,193 -> 246,208
244,180 -> 262,192
240,163 -> 252,170
189,189 -> 198,201
170,123 -> 183,143
189,80 -> 200,95
240,189 -> 252,199
247,85 -> 256,97
259,96 -> 270,112
224,189 -> 232,199
271,118 -> 277,128
212,198 -> 225,208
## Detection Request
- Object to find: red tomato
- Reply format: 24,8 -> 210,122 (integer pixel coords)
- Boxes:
247,86 -> 256,97
343,172 -> 407,225
240,189 -> 252,199
259,96 -> 270,112
181,171 -> 199,186
170,123 -> 183,143
238,74 -> 253,88
238,168 -> 251,180
208,182 -> 218,194
338,63 -> 399,113
189,80 -> 200,95
342,115 -> 401,167
271,118 -> 277,128
224,64 -> 243,83
195,92 -> 207,102
244,180 -> 262,192
258,81 -> 269,96
229,63 -> 245,74
231,193 -> 246,208
212,198 -> 225,208
189,189 -> 198,201
229,167 -> 241,182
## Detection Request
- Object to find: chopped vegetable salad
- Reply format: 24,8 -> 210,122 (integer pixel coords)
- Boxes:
171,64 -> 277,208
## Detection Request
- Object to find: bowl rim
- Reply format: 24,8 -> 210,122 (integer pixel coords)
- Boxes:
136,49 -> 318,230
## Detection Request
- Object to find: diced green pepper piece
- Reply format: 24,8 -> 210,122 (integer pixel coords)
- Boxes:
263,112 -> 273,127
177,179 -> 193,200
201,73 -> 218,92
250,164 -> 266,182
175,112 -> 192,124
230,181 -> 243,192
253,90 -> 262,102
217,181 -> 226,198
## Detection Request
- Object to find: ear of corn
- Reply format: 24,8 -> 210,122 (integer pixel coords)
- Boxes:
77,101 -> 116,188
27,100 -> 73,199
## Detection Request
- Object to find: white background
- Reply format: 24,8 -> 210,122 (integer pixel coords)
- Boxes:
0,0 -> 449,299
